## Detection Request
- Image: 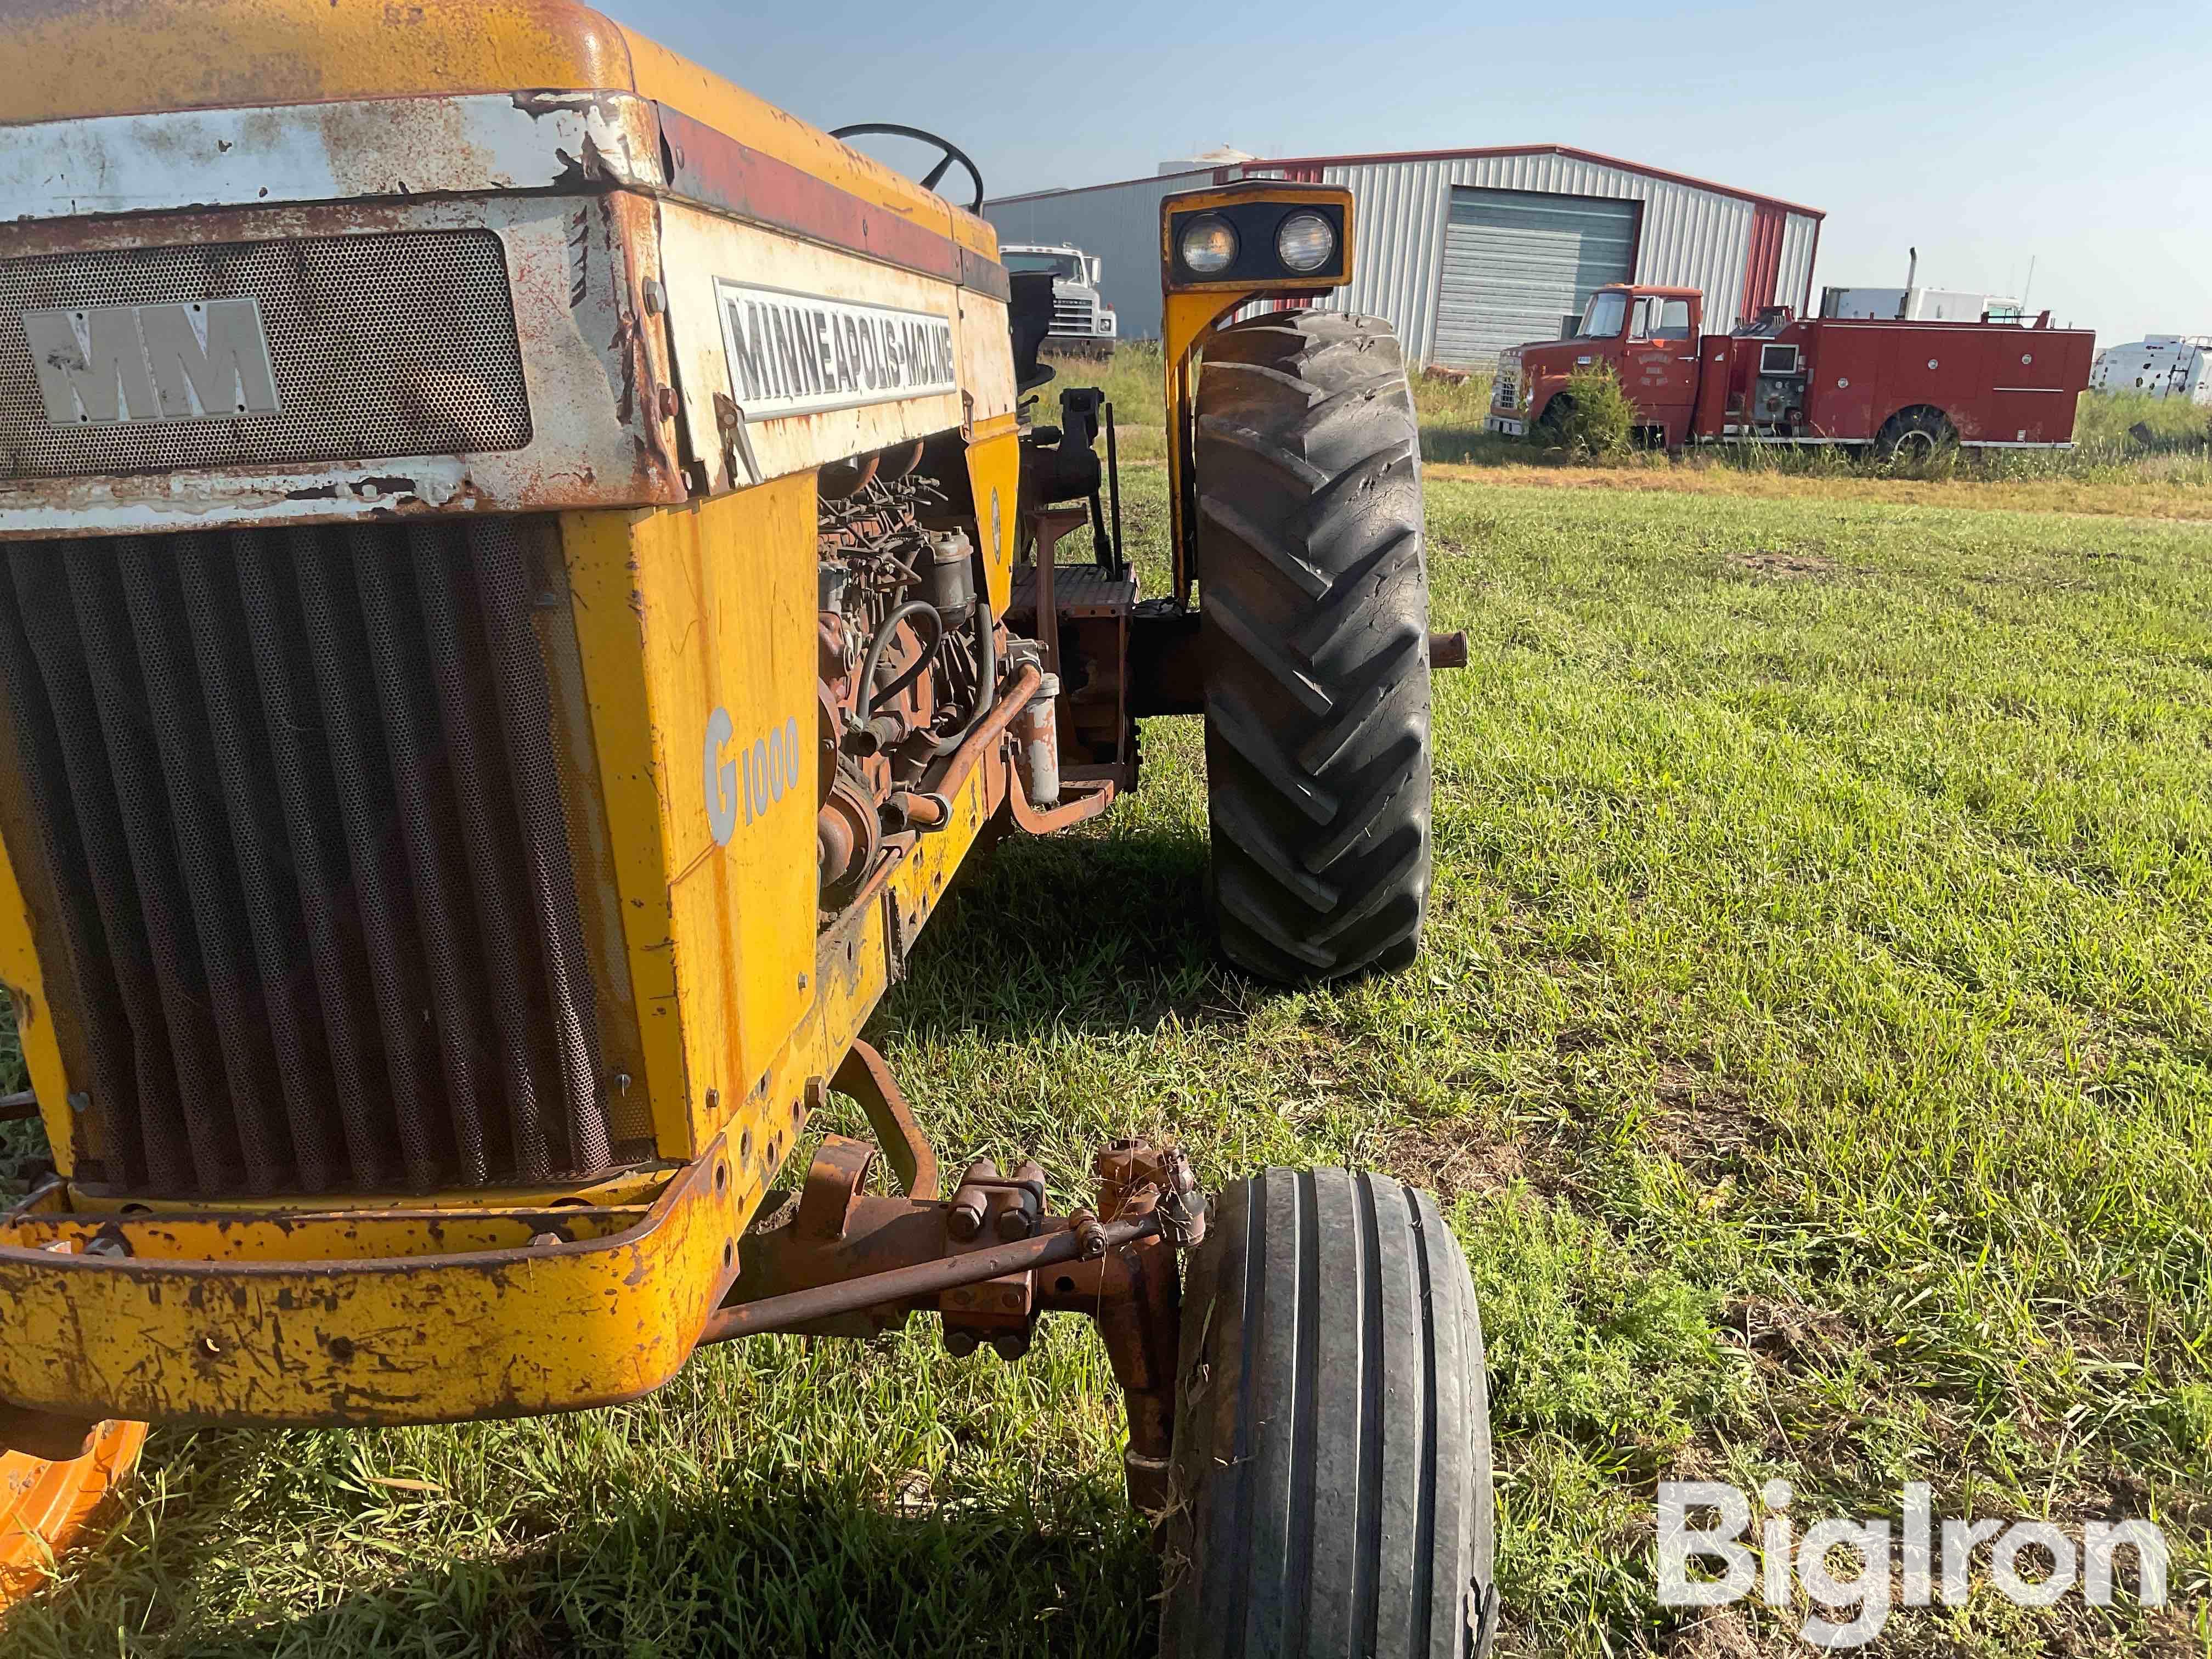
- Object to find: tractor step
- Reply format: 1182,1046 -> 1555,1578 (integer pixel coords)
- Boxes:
1007,554 -> 1140,790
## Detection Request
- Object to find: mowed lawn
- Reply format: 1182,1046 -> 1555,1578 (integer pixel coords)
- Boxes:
4,465 -> 2210,1657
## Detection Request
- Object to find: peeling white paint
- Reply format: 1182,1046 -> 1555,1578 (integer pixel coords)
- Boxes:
1,93 -> 665,223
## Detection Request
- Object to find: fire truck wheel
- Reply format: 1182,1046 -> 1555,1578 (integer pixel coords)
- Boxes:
1193,311 -> 1431,983
1159,1168 -> 1498,1659
1874,405 -> 1957,462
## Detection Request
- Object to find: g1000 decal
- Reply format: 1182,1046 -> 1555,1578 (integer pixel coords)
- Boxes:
705,709 -> 804,847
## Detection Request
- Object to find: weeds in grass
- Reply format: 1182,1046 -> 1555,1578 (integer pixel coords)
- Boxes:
1544,365 -> 1638,460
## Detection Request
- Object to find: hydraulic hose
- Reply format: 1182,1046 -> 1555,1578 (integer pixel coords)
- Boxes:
858,600 -> 944,720
932,599 -> 997,758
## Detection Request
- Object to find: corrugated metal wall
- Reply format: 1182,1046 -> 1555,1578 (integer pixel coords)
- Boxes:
1318,152 -> 1758,364
986,151 -> 1822,363
1778,213 -> 1820,317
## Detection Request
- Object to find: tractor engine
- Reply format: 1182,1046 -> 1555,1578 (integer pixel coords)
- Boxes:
813,446 -> 996,918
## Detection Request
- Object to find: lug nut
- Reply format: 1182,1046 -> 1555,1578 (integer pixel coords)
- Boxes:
996,1158 -> 1044,1239
947,1158 -> 997,1241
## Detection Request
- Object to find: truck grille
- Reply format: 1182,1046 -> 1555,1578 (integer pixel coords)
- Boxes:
1050,297 -> 1094,334
0,519 -> 627,1197
0,231 -> 532,481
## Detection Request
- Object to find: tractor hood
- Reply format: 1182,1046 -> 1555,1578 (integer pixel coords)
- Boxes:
0,0 -> 995,262
0,0 -> 638,125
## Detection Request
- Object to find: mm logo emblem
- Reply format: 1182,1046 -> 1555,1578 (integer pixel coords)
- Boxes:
705,710 -> 804,847
22,298 -> 282,426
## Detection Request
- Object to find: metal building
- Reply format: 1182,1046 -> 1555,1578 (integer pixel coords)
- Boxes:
986,145 -> 1823,365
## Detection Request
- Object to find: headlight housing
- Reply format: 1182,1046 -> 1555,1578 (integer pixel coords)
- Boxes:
1161,184 -> 1350,292
1178,215 -> 1238,276
1276,211 -> 1336,274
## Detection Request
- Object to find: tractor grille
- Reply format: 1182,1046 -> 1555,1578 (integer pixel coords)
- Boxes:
0,519 -> 628,1198
0,231 -> 532,481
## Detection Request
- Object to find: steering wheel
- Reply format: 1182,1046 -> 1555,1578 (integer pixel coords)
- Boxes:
829,123 -> 986,215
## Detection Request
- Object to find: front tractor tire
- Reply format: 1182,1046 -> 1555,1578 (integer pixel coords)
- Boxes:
1160,1169 -> 1498,1658
1194,312 -> 1432,983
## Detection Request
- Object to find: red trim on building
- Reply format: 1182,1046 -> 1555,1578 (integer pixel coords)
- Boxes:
1741,202 -> 1785,318
990,143 -> 1822,222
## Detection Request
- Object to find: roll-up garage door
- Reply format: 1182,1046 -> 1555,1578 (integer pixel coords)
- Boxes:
1431,187 -> 1638,364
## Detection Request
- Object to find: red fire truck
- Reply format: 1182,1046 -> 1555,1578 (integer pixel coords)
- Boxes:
1486,284 -> 2096,456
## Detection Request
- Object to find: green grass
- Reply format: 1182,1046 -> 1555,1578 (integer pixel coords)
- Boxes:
5,447 -> 2212,1654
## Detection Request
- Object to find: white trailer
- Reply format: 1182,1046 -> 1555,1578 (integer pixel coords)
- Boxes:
1820,285 -> 2024,321
2090,336 -> 2212,404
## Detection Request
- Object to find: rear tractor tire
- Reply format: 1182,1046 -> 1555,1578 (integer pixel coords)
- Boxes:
1192,312 -> 1432,983
1159,1168 -> 1498,1658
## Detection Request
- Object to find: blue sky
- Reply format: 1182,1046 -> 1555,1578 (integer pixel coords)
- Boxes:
610,0 -> 2210,347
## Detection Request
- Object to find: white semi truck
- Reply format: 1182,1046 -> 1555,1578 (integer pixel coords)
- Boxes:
1003,243 -> 1118,353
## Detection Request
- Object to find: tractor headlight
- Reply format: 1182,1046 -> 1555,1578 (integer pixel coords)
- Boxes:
1179,215 -> 1238,276
1276,211 -> 1336,274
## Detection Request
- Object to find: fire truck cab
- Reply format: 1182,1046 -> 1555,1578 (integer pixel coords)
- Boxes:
1490,282 -> 2096,457
1488,284 -> 1706,445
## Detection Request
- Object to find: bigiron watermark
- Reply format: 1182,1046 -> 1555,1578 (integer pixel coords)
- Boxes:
1657,1480 -> 2169,1649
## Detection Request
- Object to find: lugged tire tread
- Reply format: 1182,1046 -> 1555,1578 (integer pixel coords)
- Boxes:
1289,526 -> 1422,657
1199,492 -> 1333,599
1296,629 -> 1424,777
1215,863 -> 1336,971
1304,735 -> 1421,872
1314,833 -> 1426,943
1205,584 -> 1333,717
1207,687 -> 1339,825
1195,413 -> 1334,488
1208,785 -> 1342,913
1195,310 -> 1432,981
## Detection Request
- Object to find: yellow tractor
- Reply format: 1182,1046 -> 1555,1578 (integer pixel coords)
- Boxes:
0,4 -> 1492,1650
